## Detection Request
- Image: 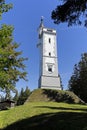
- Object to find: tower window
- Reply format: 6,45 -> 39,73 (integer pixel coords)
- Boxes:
49,52 -> 51,56
49,38 -> 51,43
48,66 -> 52,72
47,29 -> 53,32
48,67 -> 52,72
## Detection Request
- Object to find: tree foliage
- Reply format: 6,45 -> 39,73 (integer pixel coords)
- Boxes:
13,89 -> 19,103
0,0 -> 28,99
0,0 -> 12,19
17,87 -> 30,105
0,24 -> 28,94
68,53 -> 87,102
51,0 -> 87,27
5,89 -> 12,100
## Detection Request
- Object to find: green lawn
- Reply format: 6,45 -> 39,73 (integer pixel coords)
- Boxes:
0,102 -> 87,130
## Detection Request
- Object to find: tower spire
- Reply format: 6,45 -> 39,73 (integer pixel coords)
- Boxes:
39,16 -> 44,28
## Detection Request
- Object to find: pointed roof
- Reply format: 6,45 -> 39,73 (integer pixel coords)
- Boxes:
39,16 -> 44,28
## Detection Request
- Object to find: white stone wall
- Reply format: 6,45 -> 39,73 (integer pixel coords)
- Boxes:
37,26 -> 61,90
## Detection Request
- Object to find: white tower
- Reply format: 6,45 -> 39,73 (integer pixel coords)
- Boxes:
37,18 -> 61,90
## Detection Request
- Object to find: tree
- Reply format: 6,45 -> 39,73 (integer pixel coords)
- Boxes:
16,88 -> 24,105
24,86 -> 31,99
5,89 -> 12,100
0,94 -> 4,101
0,24 -> 28,95
13,89 -> 19,104
17,87 -> 30,105
51,0 -> 87,27
0,1 -> 28,99
68,53 -> 87,102
0,0 -> 12,19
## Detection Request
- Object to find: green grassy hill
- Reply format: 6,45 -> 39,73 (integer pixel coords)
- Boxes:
26,89 -> 84,104
0,102 -> 87,130
0,89 -> 87,130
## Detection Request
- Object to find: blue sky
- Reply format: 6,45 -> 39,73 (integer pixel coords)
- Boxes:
1,0 -> 87,91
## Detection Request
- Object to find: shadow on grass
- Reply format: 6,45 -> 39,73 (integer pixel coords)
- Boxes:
43,89 -> 84,104
3,111 -> 87,130
35,106 -> 87,112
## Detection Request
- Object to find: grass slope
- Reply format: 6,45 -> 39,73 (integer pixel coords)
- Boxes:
26,89 -> 84,104
0,102 -> 87,130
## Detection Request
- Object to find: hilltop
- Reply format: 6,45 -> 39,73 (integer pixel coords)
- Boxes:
26,89 -> 84,104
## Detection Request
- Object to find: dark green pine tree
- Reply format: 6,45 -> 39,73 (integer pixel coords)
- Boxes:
17,88 -> 25,105
17,87 -> 30,105
68,53 -> 87,102
0,24 -> 28,97
24,86 -> 31,98
51,0 -> 87,27
13,89 -> 19,104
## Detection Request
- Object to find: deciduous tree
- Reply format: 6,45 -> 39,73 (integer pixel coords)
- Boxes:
0,0 -> 12,19
0,25 -> 28,95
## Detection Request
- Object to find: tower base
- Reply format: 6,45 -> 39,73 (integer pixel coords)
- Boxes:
38,75 -> 61,90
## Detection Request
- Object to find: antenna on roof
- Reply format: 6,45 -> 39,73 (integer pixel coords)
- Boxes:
40,16 -> 44,28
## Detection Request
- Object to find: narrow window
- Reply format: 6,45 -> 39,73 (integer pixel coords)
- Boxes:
49,38 -> 51,43
49,52 -> 51,56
